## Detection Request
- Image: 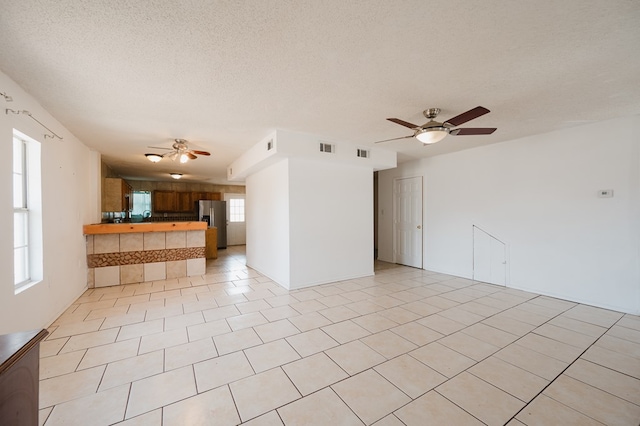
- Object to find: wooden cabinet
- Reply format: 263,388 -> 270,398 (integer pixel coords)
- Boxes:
153,190 -> 176,212
205,227 -> 218,259
154,191 -> 221,213
104,178 -> 133,212
0,329 -> 48,426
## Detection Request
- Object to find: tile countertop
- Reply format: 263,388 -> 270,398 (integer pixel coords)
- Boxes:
83,221 -> 207,235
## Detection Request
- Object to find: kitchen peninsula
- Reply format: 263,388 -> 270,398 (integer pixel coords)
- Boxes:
83,221 -> 207,287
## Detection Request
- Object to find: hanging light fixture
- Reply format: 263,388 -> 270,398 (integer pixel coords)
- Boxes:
170,173 -> 183,179
415,127 -> 449,145
145,153 -> 163,162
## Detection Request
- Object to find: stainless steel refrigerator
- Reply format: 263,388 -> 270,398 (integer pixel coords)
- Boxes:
197,200 -> 227,249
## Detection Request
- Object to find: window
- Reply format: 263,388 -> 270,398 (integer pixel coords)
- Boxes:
13,131 -> 42,292
229,198 -> 245,223
131,191 -> 152,218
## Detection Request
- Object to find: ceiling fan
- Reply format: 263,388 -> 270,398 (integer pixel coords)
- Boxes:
375,106 -> 496,145
145,139 -> 211,163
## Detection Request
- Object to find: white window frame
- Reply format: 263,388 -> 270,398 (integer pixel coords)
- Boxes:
229,198 -> 245,223
13,130 -> 43,293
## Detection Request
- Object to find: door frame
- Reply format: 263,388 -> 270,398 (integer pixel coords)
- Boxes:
393,176 -> 424,268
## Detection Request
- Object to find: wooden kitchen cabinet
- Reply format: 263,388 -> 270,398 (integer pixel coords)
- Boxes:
104,178 -> 133,212
176,191 -> 195,212
193,192 -> 221,201
153,190 -> 177,212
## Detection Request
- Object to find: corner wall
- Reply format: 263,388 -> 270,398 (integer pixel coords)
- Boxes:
0,71 -> 100,334
378,115 -> 640,314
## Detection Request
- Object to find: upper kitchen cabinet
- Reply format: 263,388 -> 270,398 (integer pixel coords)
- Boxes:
153,190 -> 177,212
176,191 -> 194,212
194,192 -> 222,201
104,178 -> 133,212
153,191 -> 220,212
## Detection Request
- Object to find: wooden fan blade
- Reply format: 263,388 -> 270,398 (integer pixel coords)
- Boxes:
374,135 -> 414,144
387,118 -> 420,129
450,127 -> 497,136
191,150 -> 211,156
187,152 -> 197,159
445,106 -> 490,127
148,146 -> 172,150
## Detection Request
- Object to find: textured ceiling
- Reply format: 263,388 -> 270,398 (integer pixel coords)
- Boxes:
1,1 -> 639,183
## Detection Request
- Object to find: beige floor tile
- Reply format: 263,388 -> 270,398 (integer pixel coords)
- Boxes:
352,313 -> 399,333
318,294 -> 352,307
375,354 -> 446,398
215,293 -> 249,306
100,311 -> 146,330
116,319 -> 164,341
202,304 -> 241,321
421,295 -> 460,310
40,365 -> 105,408
457,300 -> 502,318
139,328 -> 188,354
165,337 -> 218,371
581,345 -> 640,379
417,314 -> 467,335
595,334 -> 640,357
214,327 -> 263,355
437,307 -> 485,326
125,300 -> 166,314
468,356 -> 549,402
562,304 -> 624,328
194,351 -> 255,392
618,314 -> 640,331
548,315 -> 607,338
389,322 -> 443,346
395,391 -> 484,426
346,300 -> 385,315
112,409 -> 162,425
460,322 -> 519,348
409,342 -> 476,378
532,323 -> 598,349
60,328 -> 119,353
182,299 -> 218,315
332,369 -> 411,425
378,307 -> 421,324
544,374 -> 640,425
437,371 -> 525,426
516,394 -> 602,425
322,320 -> 370,344
494,343 -> 568,381
606,324 -> 640,344
40,338 -> 68,358
126,365 -> 197,419
39,406 -> 53,426
164,311 -> 205,331
286,328 -> 339,358
187,318 -> 232,341
278,387 -> 364,425
227,312 -> 268,330
288,311 -> 332,331
99,350 -> 164,391
261,305 -> 300,322
230,367 -> 301,422
401,300 -> 442,317
361,330 -> 417,359
40,350 -> 85,379
371,414 -> 405,425
45,384 -> 129,426
77,338 -> 140,370
162,385 -> 240,426
439,331 -> 500,361
326,340 -> 386,375
282,352 -> 348,396
240,410 -> 284,426
290,299 -> 328,314
320,305 -> 360,322
565,358 -> 640,405
244,339 -> 300,373
253,319 -> 300,342
47,318 -> 105,340
237,299 -> 272,314
482,314 -> 536,337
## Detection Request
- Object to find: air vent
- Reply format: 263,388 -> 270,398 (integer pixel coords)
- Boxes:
267,139 -> 273,151
319,142 -> 335,153
357,149 -> 369,158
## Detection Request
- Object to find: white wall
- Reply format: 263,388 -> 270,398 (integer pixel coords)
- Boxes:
378,115 -> 640,314
246,159 -> 291,287
0,71 -> 100,334
289,159 -> 373,288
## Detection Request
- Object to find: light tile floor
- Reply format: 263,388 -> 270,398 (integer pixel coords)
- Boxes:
39,246 -> 640,425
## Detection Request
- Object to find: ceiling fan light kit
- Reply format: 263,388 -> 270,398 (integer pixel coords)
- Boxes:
376,106 -> 496,145
145,153 -> 163,162
170,173 -> 183,179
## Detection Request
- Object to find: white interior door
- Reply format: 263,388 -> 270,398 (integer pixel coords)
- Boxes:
224,193 -> 246,246
473,225 -> 506,286
394,177 -> 423,268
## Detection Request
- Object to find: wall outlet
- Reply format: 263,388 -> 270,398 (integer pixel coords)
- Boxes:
597,189 -> 614,198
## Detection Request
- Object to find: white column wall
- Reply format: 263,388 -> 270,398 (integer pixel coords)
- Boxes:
378,115 -> 640,314
245,159 -> 291,287
289,159 -> 373,288
0,71 -> 99,334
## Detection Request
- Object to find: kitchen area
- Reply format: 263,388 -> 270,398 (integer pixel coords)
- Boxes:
84,164 -> 246,288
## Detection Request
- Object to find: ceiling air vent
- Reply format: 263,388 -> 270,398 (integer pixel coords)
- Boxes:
357,148 -> 369,158
319,142 -> 335,153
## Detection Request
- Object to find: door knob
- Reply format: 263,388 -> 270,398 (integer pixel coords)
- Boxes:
417,225 -> 422,229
